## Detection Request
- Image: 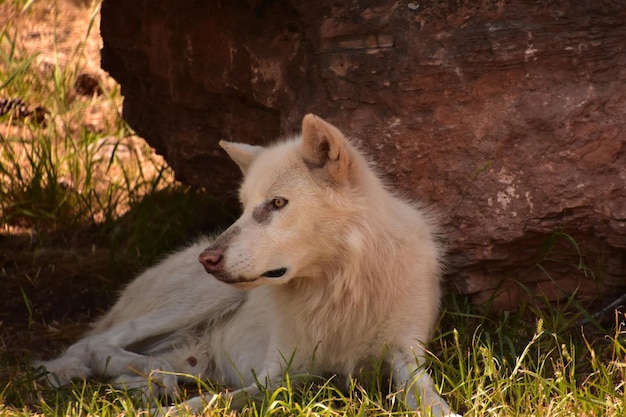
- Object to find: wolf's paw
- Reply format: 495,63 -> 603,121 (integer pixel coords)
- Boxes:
113,370 -> 179,400
149,394 -> 218,417
149,405 -> 179,417
33,356 -> 92,387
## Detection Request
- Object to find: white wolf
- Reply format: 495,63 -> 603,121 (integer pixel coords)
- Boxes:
36,114 -> 459,416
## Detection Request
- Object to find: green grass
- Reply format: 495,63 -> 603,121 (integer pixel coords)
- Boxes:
1,1 -> 625,417
434,297 -> 625,416
3,300 -> 625,416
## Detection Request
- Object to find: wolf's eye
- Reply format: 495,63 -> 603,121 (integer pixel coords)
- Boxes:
270,197 -> 288,210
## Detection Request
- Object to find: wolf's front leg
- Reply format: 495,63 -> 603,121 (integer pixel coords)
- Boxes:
151,383 -> 263,417
153,361 -> 284,417
33,340 -> 93,387
36,341 -> 176,399
390,351 -> 461,417
100,348 -> 179,398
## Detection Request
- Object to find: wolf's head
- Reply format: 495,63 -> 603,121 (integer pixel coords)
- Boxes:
198,114 -> 376,288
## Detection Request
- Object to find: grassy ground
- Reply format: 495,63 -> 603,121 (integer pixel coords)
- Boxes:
1,1 -> 625,416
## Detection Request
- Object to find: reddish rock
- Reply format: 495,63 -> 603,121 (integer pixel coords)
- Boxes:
100,0 -> 626,310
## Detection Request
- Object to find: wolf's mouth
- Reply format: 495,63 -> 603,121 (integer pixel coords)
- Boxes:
261,268 -> 287,278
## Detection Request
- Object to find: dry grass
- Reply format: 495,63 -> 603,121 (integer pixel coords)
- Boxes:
0,0 -> 176,228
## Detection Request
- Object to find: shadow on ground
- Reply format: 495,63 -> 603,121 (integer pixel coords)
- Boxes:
0,188 -> 237,405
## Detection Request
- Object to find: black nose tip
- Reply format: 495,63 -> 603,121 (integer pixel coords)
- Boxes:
261,267 -> 287,278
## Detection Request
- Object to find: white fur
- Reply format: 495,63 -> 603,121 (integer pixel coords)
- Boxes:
35,114 -> 460,417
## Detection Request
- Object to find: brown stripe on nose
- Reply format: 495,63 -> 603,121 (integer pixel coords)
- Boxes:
252,202 -> 272,224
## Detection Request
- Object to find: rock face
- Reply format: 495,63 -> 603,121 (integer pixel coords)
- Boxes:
100,0 -> 626,310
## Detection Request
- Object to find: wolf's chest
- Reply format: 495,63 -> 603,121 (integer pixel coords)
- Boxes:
273,298 -> 387,373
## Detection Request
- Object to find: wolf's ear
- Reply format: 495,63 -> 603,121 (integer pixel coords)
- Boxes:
299,114 -> 353,186
219,140 -> 263,174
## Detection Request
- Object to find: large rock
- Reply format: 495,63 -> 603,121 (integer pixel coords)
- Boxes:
100,0 -> 626,310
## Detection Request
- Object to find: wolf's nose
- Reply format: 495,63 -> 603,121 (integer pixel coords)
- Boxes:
198,249 -> 224,273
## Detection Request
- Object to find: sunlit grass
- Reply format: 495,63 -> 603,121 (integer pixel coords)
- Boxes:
3,300 -> 625,416
433,295 -> 626,416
